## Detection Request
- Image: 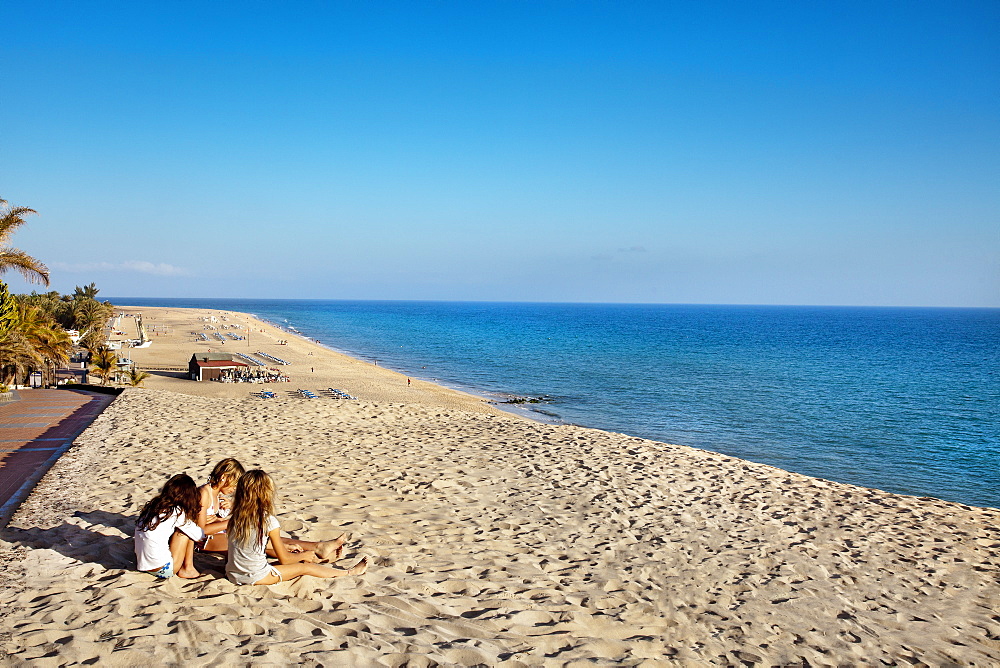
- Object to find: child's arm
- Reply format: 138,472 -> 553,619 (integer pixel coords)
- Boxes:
205,519 -> 228,534
268,529 -> 318,565
196,486 -> 213,529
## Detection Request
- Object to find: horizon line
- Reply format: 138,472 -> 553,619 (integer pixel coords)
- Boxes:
104,296 -> 1000,310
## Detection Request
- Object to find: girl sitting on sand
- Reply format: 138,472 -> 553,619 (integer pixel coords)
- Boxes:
197,458 -> 345,561
134,474 -> 204,579
225,470 -> 367,586
195,458 -> 243,553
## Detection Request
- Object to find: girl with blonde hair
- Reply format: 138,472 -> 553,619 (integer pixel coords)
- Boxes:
195,458 -> 243,553
226,470 -> 367,586
198,459 -> 345,560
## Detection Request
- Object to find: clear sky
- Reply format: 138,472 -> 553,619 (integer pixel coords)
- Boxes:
3,1 -> 998,306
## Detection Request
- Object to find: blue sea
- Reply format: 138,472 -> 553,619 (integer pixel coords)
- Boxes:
114,298 -> 1000,509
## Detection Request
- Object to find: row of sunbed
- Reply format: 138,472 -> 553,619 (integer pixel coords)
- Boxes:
257,388 -> 357,400
256,351 -> 290,365
233,352 -> 266,366
328,388 -> 357,400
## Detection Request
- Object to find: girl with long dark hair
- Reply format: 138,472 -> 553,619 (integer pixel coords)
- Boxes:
134,473 -> 204,579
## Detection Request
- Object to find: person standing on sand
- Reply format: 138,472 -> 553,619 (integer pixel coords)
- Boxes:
226,470 -> 367,586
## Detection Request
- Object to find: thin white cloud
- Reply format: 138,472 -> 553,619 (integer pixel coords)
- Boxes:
51,261 -> 192,277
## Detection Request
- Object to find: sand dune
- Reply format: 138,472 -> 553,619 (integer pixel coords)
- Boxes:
0,307 -> 998,665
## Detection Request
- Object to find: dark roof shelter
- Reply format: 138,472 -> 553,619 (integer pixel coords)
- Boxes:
189,353 -> 248,381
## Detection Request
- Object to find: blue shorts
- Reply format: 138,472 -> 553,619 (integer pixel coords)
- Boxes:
146,561 -> 174,579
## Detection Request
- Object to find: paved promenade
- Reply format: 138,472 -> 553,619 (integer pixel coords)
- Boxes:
0,388 -> 117,526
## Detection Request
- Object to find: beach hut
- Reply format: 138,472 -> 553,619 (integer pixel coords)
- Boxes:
188,353 -> 249,381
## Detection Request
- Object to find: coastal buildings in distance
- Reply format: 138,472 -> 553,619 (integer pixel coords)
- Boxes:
188,353 -> 248,382
188,352 -> 290,383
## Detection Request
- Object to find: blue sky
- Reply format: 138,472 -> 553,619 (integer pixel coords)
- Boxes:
3,1 -> 998,306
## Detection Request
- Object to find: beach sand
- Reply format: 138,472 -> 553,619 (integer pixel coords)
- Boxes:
0,307 -> 997,666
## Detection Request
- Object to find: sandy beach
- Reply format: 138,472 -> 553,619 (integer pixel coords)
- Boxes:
0,306 -> 998,666
104,306 -> 507,413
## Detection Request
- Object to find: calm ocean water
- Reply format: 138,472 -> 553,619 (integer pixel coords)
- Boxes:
114,298 -> 1000,508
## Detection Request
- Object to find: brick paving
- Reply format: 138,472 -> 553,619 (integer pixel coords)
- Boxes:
0,388 -> 116,526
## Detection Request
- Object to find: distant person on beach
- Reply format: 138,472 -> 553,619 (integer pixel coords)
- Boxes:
134,474 -> 204,579
195,458 -> 343,559
226,470 -> 367,586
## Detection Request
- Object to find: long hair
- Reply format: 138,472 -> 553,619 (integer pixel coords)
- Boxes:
136,474 -> 201,532
207,458 -> 245,490
227,470 -> 275,547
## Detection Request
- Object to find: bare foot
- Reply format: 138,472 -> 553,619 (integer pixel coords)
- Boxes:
177,567 -> 201,579
347,556 -> 368,576
316,532 -> 348,561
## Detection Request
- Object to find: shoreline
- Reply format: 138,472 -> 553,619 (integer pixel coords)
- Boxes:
119,304 -> 563,425
105,305 -> 513,415
249,310 -> 560,425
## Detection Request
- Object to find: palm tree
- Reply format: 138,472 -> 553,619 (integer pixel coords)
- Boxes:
73,283 -> 100,300
73,298 -> 113,339
89,346 -> 118,385
0,329 -> 41,387
125,367 -> 151,387
0,198 -> 49,286
79,328 -> 105,352
29,325 -> 72,386
14,304 -> 72,387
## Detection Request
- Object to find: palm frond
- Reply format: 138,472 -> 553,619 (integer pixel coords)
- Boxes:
0,249 -> 49,285
126,368 -> 151,387
0,205 -> 38,245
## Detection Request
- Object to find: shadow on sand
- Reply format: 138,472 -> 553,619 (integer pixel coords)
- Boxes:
1,509 -> 226,576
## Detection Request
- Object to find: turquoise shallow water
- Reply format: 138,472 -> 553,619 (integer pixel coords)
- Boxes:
115,298 -> 1000,508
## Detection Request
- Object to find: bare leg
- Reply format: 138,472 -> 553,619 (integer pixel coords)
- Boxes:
169,530 -> 199,578
267,532 -> 347,561
201,532 -> 229,552
253,557 -> 368,585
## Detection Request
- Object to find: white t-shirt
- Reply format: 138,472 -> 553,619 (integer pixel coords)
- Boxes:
226,514 -> 281,585
134,508 -> 205,571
